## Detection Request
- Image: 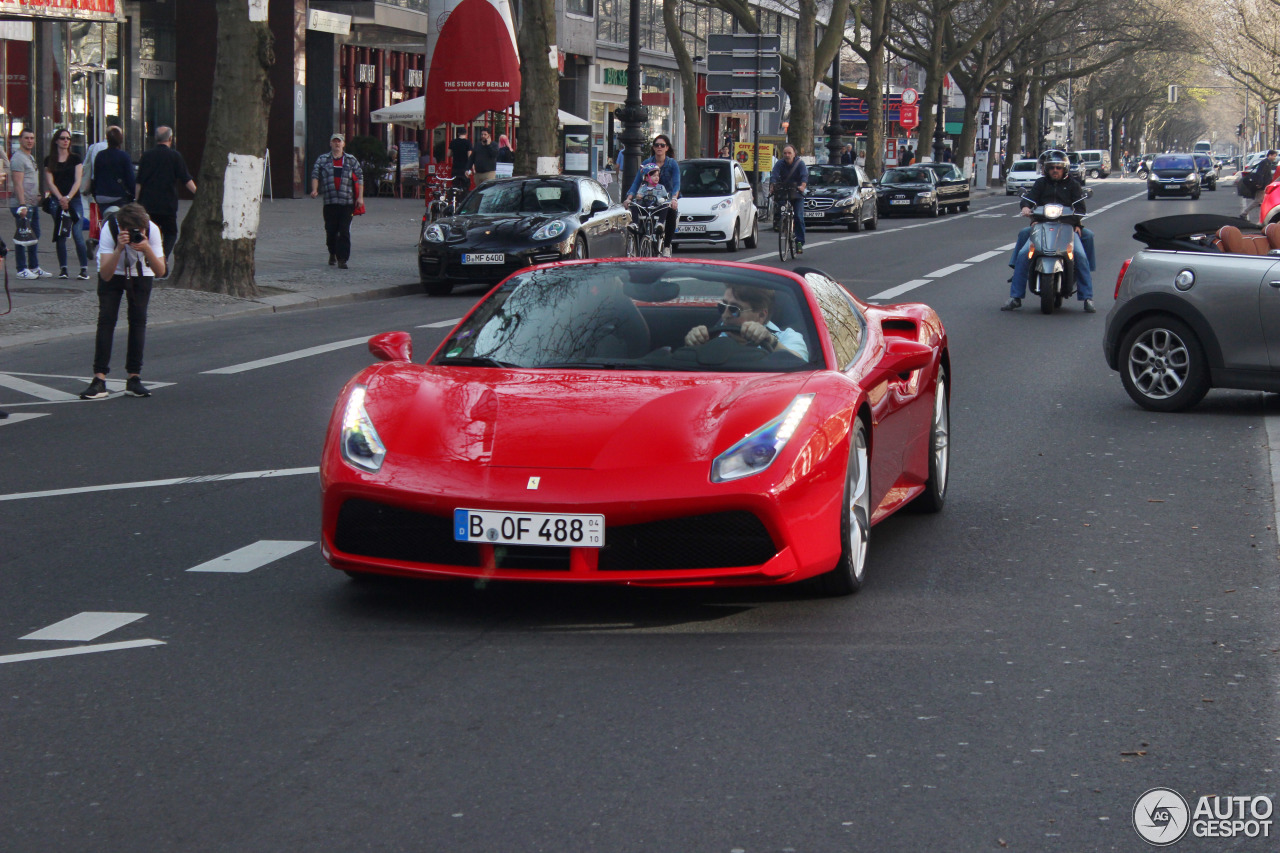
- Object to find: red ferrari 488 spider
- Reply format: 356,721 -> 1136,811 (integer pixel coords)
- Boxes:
320,259 -> 949,595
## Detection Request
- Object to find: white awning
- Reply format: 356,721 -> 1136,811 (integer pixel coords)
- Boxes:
371,97 -> 590,129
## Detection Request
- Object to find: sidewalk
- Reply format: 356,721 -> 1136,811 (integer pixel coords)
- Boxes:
0,196 -> 428,350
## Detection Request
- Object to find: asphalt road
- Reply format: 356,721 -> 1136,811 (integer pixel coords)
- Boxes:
2,177 -> 1278,852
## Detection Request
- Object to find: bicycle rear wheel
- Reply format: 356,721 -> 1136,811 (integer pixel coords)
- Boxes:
778,205 -> 792,262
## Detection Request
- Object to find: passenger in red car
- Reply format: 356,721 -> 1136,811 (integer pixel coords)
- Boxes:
683,285 -> 808,359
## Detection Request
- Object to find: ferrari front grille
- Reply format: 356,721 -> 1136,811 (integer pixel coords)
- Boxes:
599,511 -> 776,571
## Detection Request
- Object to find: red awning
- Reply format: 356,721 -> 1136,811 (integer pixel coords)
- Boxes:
423,0 -> 521,130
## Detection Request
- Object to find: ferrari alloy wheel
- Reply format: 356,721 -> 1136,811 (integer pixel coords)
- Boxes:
911,367 -> 949,512
815,419 -> 871,596
1119,315 -> 1210,412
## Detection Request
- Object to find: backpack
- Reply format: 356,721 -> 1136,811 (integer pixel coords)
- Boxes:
1238,168 -> 1257,197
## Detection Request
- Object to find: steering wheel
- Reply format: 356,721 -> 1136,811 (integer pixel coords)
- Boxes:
707,322 -> 768,347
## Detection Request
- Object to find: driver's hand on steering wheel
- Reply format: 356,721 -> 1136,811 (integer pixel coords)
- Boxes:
737,321 -> 774,348
684,325 -> 711,347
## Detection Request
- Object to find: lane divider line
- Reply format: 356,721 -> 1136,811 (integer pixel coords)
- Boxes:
964,250 -> 1003,263
0,466 -> 320,503
926,263 -> 971,278
418,318 -> 463,328
187,540 -> 315,573
203,336 -> 371,375
0,639 -> 166,666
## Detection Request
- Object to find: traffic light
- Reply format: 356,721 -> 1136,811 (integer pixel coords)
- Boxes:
1238,123 -> 1245,138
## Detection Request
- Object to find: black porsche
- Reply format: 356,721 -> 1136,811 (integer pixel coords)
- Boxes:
418,176 -> 630,296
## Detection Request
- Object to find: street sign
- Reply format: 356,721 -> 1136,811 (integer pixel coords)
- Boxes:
899,104 -> 919,130
734,141 -> 775,171
706,94 -> 782,114
707,53 -> 781,74
707,33 -> 781,54
706,73 -> 780,94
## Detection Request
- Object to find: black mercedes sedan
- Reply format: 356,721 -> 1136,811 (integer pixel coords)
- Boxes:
875,166 -> 943,217
418,176 -> 629,295
801,164 -> 879,231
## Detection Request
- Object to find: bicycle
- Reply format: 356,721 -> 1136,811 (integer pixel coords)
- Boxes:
425,178 -> 462,222
774,192 -> 799,262
626,199 -> 670,257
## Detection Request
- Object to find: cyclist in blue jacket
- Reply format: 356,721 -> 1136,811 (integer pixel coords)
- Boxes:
770,144 -> 808,253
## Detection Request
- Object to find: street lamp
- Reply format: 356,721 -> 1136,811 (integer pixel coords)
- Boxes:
614,0 -> 648,195
825,52 -> 843,165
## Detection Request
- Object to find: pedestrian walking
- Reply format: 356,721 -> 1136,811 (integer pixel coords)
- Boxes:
448,128 -> 472,195
309,132 -> 363,269
91,126 -> 135,209
468,129 -> 499,186
136,126 -> 196,272
7,129 -> 44,279
78,203 -> 165,401
43,127 -> 90,281
1242,150 -> 1277,221
497,134 -> 515,165
840,143 -> 854,165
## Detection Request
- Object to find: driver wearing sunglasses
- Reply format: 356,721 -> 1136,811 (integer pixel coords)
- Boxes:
683,285 -> 807,359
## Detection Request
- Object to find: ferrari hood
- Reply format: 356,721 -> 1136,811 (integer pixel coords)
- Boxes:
366,366 -> 814,469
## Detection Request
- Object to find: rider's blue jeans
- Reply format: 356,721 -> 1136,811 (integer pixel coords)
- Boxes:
1010,228 -> 1093,300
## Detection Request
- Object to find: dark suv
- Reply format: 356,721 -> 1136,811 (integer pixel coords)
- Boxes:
1147,154 -> 1201,200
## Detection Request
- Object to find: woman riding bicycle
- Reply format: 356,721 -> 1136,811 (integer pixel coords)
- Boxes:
623,134 -> 680,256
770,143 -> 808,254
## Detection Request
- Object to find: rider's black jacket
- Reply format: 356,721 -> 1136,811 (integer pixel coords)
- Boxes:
1020,175 -> 1087,214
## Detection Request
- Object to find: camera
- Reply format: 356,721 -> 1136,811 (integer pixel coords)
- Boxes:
128,228 -> 144,244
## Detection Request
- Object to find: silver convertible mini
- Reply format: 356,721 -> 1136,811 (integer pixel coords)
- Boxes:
1105,214 -> 1280,411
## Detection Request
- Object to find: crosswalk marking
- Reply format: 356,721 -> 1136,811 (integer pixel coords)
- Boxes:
0,465 -> 319,503
0,372 -> 174,406
0,639 -> 165,665
0,373 -> 79,401
202,336 -> 371,375
21,612 -> 146,642
0,413 -> 49,426
187,540 -> 314,573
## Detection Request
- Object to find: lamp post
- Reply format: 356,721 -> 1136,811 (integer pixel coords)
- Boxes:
614,0 -> 648,195
825,52 -> 843,165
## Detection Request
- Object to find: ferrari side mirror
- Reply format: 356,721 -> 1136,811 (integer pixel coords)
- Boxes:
369,331 -> 413,362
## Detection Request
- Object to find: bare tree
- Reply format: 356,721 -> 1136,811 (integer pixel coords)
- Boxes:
663,0 -> 702,157
169,0 -> 273,298
513,0 -> 558,175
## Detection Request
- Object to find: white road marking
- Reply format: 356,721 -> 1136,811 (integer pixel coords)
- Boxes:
964,250 -> 1003,263
926,263 -> 970,278
0,466 -> 320,503
418,318 -> 463,328
0,413 -> 49,425
871,279 -> 931,300
995,242 -> 1017,251
0,373 -> 79,401
0,639 -> 165,665
203,336 -> 371,374
22,612 -> 146,642
187,540 -> 314,573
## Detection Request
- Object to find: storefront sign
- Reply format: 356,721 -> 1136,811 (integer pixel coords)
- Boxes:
307,9 -> 351,35
358,64 -> 376,84
139,60 -> 176,81
0,0 -> 123,21
603,67 -> 627,87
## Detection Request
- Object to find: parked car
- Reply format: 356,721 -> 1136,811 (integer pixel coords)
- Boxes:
672,158 -> 759,251
1106,213 -> 1280,411
1075,149 -> 1110,179
1066,151 -> 1086,184
916,162 -> 972,212
876,166 -> 944,217
1146,153 -> 1201,199
418,176 -> 629,296
801,163 -> 879,231
1192,152 -> 1218,190
1005,159 -> 1040,195
322,258 -> 951,595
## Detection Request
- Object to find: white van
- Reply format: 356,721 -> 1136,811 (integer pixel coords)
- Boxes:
1075,149 -> 1110,179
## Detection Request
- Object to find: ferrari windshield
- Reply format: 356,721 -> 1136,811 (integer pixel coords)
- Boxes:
881,168 -> 933,185
457,180 -> 580,215
433,262 -> 826,372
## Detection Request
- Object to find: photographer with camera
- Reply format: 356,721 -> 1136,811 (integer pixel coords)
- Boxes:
78,203 -> 164,400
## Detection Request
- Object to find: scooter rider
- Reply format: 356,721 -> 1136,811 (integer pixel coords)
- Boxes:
1002,150 -> 1096,312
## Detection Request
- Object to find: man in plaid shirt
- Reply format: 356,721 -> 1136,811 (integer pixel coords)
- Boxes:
309,133 -> 364,269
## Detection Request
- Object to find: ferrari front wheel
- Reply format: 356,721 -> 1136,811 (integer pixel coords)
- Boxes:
911,367 -> 949,512
814,419 -> 871,596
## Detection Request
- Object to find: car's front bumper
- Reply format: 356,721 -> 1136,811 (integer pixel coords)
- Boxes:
800,203 -> 861,226
1148,178 -> 1199,195
877,194 -> 932,214
418,242 -> 567,284
671,211 -> 736,244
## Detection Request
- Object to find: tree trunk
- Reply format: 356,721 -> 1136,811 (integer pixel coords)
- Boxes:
1004,75 -> 1028,174
170,0 -> 273,297
663,0 -> 700,158
514,0 -> 557,175
790,0 -> 817,154
864,42 -> 884,177
914,18 -> 946,161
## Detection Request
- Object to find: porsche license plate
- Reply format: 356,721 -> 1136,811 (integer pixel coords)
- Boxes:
462,253 -> 505,264
676,225 -> 706,233
454,509 -> 605,547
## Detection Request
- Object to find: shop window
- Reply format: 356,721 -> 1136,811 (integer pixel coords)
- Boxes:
567,0 -> 593,18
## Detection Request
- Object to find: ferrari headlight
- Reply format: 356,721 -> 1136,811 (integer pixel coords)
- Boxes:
340,385 -> 386,473
532,220 -> 566,241
711,199 -> 731,212
711,394 -> 814,483
424,224 -> 445,242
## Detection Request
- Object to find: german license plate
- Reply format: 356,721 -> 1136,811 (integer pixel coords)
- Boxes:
454,508 -> 605,548
462,253 -> 505,264
804,211 -> 824,219
676,224 -> 706,233
890,199 -> 911,205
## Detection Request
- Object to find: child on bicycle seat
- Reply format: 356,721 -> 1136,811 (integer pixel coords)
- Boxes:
634,166 -> 670,205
